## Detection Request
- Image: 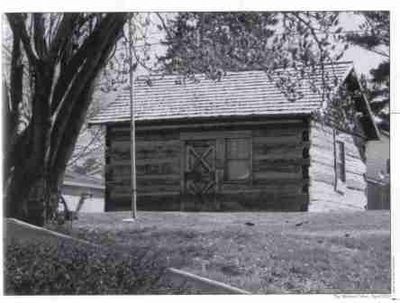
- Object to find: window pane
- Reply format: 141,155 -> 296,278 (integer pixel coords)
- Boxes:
226,138 -> 250,159
387,159 -> 390,174
336,141 -> 345,182
226,160 -> 250,181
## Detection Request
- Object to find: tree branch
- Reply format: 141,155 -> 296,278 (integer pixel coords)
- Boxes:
6,13 -> 39,64
49,13 -> 127,172
155,13 -> 173,41
361,46 -> 389,58
48,13 -> 79,60
5,28 -> 25,176
51,27 -> 123,185
50,14 -> 119,113
33,13 -> 47,58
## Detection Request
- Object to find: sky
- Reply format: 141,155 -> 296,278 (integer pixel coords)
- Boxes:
343,45 -> 384,76
339,12 -> 387,76
133,12 -> 387,78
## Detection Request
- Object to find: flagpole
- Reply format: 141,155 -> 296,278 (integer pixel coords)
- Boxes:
128,14 -> 137,220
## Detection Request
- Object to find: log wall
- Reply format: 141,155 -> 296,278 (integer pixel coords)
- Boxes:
104,119 -> 310,212
227,122 -> 309,211
105,125 -> 181,211
308,120 -> 367,211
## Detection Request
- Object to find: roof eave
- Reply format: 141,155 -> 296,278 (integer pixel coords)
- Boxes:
350,67 -> 381,141
88,112 -> 312,127
334,65 -> 380,141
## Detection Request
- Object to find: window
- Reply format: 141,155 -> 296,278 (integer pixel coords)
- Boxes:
335,141 -> 346,183
225,138 -> 251,181
386,159 -> 390,174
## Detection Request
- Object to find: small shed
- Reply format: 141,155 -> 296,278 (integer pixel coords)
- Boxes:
90,62 -> 379,212
61,170 -> 105,212
365,130 -> 390,209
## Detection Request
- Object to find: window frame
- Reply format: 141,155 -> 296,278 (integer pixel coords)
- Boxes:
386,158 -> 390,175
335,139 -> 346,192
224,137 -> 252,183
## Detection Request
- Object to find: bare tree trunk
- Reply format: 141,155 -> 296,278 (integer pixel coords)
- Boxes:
4,13 -> 128,226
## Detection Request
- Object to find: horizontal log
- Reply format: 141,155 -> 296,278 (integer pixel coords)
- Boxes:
107,165 -> 131,177
310,136 -> 334,148
253,171 -> 302,181
253,136 -> 303,145
310,158 -> 334,169
108,171 -> 180,180
222,183 -> 303,194
311,126 -> 334,137
137,149 -> 180,160
309,182 -> 342,202
138,191 -> 180,197
253,153 -> 307,161
253,178 -> 308,186
311,151 -> 365,169
108,151 -> 130,162
309,167 -> 335,185
180,130 -> 251,140
346,178 -> 366,191
109,162 -> 181,177
109,141 -> 130,153
346,149 -> 364,160
109,157 -> 179,165
311,179 -> 366,202
218,192 -> 308,211
106,194 -> 182,212
108,159 -> 131,166
110,140 -> 181,152
108,126 -> 180,141
345,163 -> 366,175
109,190 -> 181,199
253,144 -> 304,158
252,162 -> 302,174
253,123 -> 308,138
253,157 -> 309,166
136,140 -> 181,148
137,162 -> 180,176
136,158 -> 180,165
310,151 -> 334,164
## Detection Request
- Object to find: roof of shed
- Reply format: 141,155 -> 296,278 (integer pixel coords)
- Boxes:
90,61 -> 355,125
63,170 -> 105,190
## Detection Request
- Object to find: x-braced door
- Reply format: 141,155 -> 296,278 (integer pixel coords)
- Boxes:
183,139 -> 217,210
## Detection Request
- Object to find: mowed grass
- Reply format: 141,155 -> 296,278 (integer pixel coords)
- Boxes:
51,210 -> 390,294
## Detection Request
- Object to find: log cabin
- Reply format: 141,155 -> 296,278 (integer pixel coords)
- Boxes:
89,61 -> 379,212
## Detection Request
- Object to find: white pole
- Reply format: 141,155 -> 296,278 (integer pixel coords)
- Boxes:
128,15 -> 137,219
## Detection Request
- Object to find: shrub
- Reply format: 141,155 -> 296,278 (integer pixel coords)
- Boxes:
5,238 -> 166,295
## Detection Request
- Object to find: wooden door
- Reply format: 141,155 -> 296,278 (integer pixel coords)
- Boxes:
183,139 -> 217,210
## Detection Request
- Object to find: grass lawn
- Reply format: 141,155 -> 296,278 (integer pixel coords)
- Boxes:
51,210 -> 390,294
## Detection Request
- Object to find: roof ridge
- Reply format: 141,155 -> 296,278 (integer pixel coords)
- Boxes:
134,61 -> 354,82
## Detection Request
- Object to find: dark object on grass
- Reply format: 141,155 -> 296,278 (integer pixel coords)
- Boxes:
345,233 -> 350,237
295,221 -> 309,227
245,222 -> 255,226
220,264 -> 242,276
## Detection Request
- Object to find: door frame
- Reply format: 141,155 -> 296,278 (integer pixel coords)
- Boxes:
179,130 -> 252,210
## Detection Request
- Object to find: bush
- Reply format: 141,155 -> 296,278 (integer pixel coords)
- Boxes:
5,238 -> 166,295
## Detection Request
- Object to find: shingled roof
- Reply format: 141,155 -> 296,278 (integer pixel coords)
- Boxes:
90,62 -> 356,125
